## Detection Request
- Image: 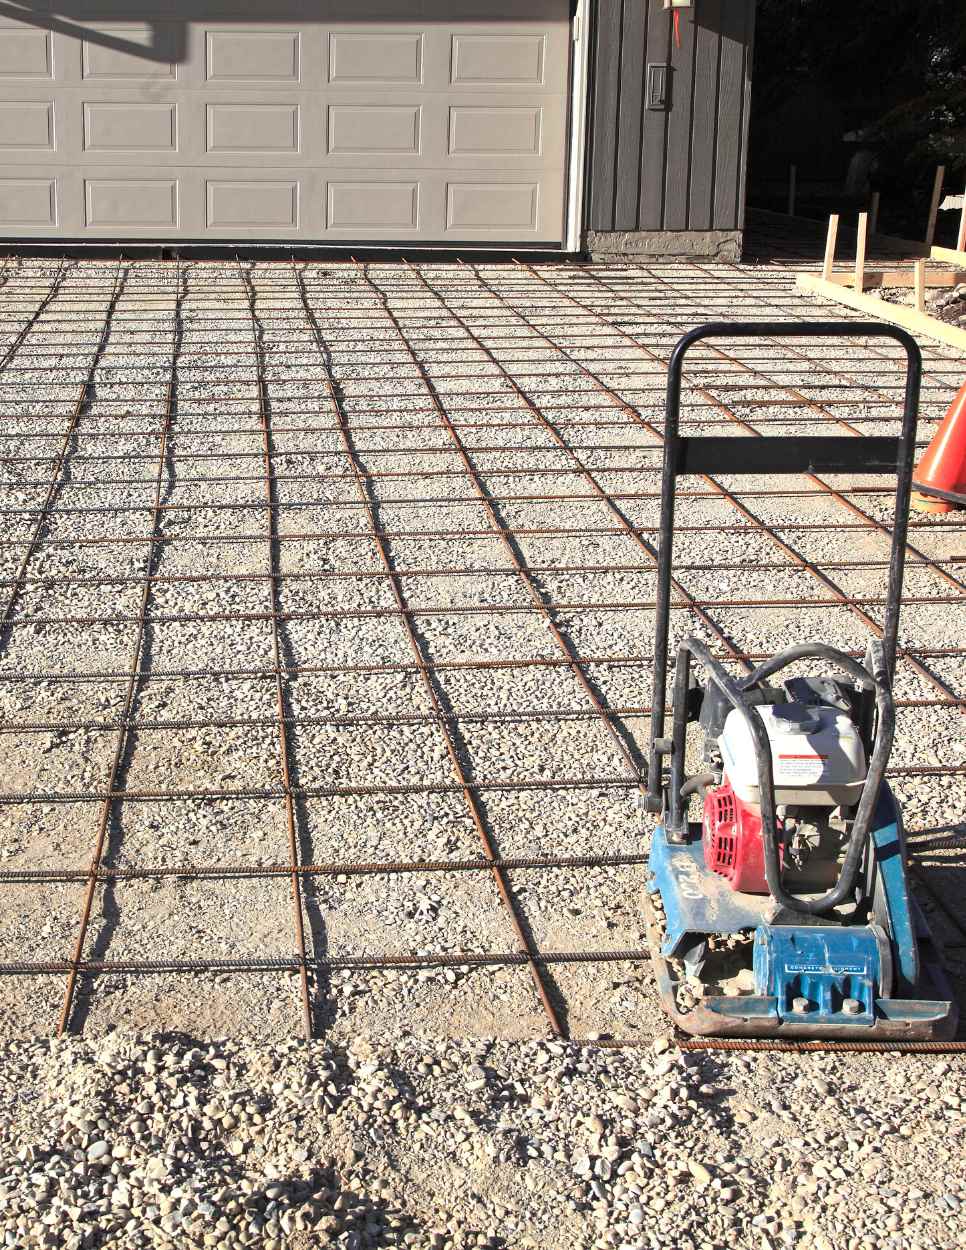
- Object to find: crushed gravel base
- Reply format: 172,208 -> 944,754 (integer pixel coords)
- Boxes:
1,1033 -> 963,1250
0,256 -> 963,1248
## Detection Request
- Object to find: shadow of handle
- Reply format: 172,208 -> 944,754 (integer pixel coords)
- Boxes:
0,3 -> 187,64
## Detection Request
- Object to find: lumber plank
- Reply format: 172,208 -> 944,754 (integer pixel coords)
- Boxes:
914,259 -> 926,312
854,212 -> 868,291
931,245 -> 966,267
822,214 -> 839,280
925,165 -> 945,245
825,270 -> 965,289
795,273 -> 966,352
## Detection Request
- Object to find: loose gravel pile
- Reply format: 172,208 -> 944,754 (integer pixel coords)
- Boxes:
0,255 -> 963,1247
876,280 -> 966,329
1,1033 -> 963,1250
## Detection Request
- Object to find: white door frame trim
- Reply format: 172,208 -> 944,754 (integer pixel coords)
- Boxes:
565,0 -> 592,252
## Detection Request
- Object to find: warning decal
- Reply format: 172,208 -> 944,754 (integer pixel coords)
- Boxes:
777,752 -> 828,784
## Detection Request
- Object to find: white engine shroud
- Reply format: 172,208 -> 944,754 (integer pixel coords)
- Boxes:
719,703 -> 867,807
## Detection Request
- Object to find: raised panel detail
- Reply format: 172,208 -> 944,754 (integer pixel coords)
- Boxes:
327,182 -> 418,230
207,104 -> 299,153
84,103 -> 176,152
206,32 -> 300,82
82,28 -> 177,80
0,179 -> 56,226
207,181 -> 299,228
85,179 -> 178,227
449,107 -> 541,156
329,34 -> 422,83
0,102 -> 54,150
446,183 -> 538,231
0,32 -> 52,78
451,35 -> 546,84
328,106 -> 420,155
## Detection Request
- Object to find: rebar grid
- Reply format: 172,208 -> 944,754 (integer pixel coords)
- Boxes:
0,256 -> 962,1041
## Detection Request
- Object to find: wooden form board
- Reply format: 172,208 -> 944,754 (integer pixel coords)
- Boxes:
824,269 -> 966,289
931,245 -> 966,267
796,273 -> 966,353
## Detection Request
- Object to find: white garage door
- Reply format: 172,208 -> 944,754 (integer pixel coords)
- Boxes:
0,2 -> 572,243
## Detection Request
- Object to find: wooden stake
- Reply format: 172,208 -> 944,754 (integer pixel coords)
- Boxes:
787,164 -> 797,216
868,191 -> 880,237
854,212 -> 868,291
914,259 -> 926,312
925,165 -> 945,245
958,192 -> 966,252
822,214 -> 839,280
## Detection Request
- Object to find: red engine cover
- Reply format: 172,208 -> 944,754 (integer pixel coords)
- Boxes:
702,781 -> 783,894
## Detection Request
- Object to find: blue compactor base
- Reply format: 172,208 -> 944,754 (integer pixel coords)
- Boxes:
642,324 -> 959,1042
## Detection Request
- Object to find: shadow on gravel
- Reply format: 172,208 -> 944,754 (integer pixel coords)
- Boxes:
259,348 -> 333,1039
906,824 -> 966,1037
293,269 -> 573,1040
68,267 -> 184,1035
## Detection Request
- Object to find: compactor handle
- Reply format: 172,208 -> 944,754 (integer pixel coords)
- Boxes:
646,322 -> 921,812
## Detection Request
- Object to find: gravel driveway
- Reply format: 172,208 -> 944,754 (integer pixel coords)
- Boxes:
0,254 -> 962,1249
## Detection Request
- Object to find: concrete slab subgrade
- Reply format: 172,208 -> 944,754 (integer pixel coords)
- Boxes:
0,254 -> 961,1045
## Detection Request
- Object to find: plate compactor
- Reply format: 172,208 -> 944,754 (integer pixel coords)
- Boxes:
643,323 -> 958,1040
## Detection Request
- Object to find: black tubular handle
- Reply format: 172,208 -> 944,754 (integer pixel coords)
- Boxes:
646,321 -> 921,814
738,643 -> 877,692
668,638 -> 895,915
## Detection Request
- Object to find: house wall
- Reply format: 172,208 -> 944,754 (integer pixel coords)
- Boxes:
585,0 -> 756,259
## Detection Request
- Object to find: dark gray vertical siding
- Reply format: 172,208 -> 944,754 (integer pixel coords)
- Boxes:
588,0 -> 624,227
587,0 -> 756,233
614,0 -> 647,228
662,5 -> 696,229
711,0 -> 747,228
687,0 -> 722,231
637,0 -> 668,230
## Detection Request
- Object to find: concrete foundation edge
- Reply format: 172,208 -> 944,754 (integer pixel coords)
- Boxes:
584,230 -> 742,262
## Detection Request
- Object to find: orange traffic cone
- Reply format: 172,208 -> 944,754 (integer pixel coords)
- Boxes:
911,380 -> 966,513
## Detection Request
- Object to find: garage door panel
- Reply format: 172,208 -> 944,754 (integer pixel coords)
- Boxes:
0,177 -> 58,229
446,181 -> 539,233
451,33 -> 548,86
326,180 -> 420,231
84,101 -> 178,152
448,105 -> 543,157
206,102 -> 301,154
328,31 -> 424,85
0,4 -> 571,244
81,25 -> 180,80
205,30 -> 303,85
327,104 -> 422,156
206,179 -> 300,229
85,176 -> 180,228
0,29 -> 54,80
0,101 -> 56,152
